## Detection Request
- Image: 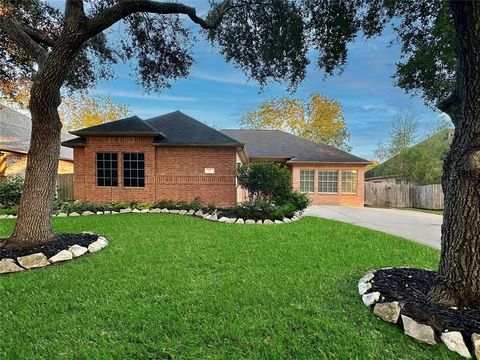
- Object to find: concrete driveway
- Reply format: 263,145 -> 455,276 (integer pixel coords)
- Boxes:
304,205 -> 442,249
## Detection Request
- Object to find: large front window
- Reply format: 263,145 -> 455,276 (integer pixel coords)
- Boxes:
318,170 -> 338,193
123,153 -> 145,187
341,170 -> 357,194
300,169 -> 315,193
96,153 -> 118,187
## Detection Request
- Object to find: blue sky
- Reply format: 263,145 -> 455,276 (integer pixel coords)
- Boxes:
49,1 -> 443,159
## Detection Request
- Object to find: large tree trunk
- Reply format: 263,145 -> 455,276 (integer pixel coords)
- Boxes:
428,1 -> 480,308
6,86 -> 62,249
5,37 -> 80,249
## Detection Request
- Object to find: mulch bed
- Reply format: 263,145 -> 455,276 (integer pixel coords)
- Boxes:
372,268 -> 480,344
0,233 -> 97,259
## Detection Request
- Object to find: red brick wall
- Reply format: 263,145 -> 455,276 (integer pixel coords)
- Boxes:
291,163 -> 366,206
73,137 -> 238,207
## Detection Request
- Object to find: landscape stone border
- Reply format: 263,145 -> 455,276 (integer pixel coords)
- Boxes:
358,268 -> 477,359
0,234 -> 108,276
0,208 -> 304,224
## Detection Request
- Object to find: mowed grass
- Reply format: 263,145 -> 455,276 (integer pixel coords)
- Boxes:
0,215 -> 456,359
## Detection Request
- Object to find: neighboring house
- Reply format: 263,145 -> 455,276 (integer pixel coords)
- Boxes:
63,111 -> 369,207
0,105 -> 74,179
365,128 -> 453,184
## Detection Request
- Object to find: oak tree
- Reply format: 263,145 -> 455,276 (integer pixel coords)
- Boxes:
1,0 -> 480,308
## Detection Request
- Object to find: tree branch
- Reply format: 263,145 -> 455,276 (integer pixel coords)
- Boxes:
85,0 -> 231,40
0,17 -> 48,64
437,91 -> 459,120
22,27 -> 56,47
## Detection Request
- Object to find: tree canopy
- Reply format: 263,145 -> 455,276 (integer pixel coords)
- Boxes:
240,93 -> 351,151
1,0 -> 455,105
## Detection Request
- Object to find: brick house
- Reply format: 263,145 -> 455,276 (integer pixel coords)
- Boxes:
63,111 -> 369,207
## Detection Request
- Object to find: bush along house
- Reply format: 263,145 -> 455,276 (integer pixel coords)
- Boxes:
62,111 -> 370,207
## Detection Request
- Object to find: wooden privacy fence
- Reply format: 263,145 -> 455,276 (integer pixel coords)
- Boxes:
365,183 -> 444,210
56,174 -> 73,201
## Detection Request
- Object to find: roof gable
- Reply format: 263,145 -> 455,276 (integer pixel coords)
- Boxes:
70,116 -> 163,137
221,129 -> 369,164
145,111 -> 242,146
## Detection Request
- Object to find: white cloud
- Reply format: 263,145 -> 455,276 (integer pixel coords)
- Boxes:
193,70 -> 253,86
94,89 -> 198,102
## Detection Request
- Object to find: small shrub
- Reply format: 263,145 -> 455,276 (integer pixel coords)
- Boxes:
229,199 -> 276,220
0,177 -> 23,207
237,162 -> 291,200
274,190 -> 311,212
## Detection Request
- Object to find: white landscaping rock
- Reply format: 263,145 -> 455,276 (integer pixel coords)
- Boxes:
17,253 -> 50,269
6,214 -> 16,219
48,250 -> 73,263
274,220 -> 284,224
88,238 -> 108,253
0,215 -> 7,219
291,216 -> 299,221
120,208 -> 132,213
441,331 -> 470,358
170,209 -> 180,214
131,208 -> 141,213
245,219 -> 255,224
179,210 -> 187,215
360,271 -> 375,283
68,244 -> 88,257
209,214 -> 218,221
362,291 -> 381,307
96,211 -> 104,215
57,212 -> 68,217
82,231 -> 95,235
111,211 -> 119,215
401,315 -> 436,345
256,220 -> 263,224
203,214 -> 212,220
471,333 -> 480,359
149,208 -> 161,213
187,209 -> 195,215
225,218 -> 237,223
236,218 -> 245,224
194,210 -> 203,217
218,217 -> 229,223
141,209 -> 150,213
0,259 -> 24,274
104,210 -> 111,215
69,212 -> 80,217
373,302 -> 401,323
82,211 -> 95,216
283,217 -> 292,223
358,280 -> 372,295
263,219 -> 274,225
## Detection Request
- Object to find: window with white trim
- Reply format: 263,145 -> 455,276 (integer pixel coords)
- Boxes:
123,153 -> 145,187
96,153 -> 118,187
300,169 -> 315,193
341,170 -> 358,194
318,170 -> 338,193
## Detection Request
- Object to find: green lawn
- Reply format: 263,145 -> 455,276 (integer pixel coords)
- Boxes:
0,215 -> 456,359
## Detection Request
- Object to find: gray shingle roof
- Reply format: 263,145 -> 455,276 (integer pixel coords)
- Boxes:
146,111 -> 242,146
0,105 -> 73,161
221,129 -> 369,163
64,111 -> 242,148
70,115 -> 163,137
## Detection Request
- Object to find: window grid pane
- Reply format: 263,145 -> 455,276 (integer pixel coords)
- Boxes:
123,153 -> 145,188
96,153 -> 118,187
318,170 -> 338,193
341,170 -> 358,194
300,170 -> 315,193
